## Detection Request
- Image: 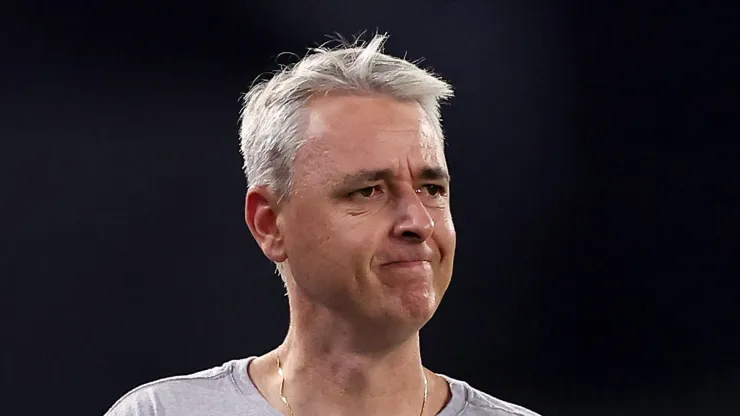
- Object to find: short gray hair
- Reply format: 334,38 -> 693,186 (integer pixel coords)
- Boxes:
238,33 -> 454,201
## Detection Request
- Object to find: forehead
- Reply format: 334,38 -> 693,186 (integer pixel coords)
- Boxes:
293,94 -> 447,185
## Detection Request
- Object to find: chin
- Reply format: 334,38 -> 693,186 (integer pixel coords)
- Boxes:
390,283 -> 439,326
362,268 -> 446,329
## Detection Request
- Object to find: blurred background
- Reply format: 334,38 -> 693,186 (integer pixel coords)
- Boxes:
2,1 -> 738,415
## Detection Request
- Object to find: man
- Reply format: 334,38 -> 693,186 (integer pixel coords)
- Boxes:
105,34 -> 541,416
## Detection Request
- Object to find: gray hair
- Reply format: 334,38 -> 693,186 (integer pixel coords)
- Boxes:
238,33 -> 454,202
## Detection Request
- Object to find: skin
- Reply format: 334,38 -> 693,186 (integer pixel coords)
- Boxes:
245,93 -> 456,416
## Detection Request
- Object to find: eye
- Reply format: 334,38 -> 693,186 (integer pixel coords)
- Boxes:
418,184 -> 447,197
351,185 -> 383,199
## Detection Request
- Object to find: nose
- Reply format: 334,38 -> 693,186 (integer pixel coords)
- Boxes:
392,190 -> 435,243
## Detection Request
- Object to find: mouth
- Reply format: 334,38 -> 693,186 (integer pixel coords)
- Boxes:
381,260 -> 431,268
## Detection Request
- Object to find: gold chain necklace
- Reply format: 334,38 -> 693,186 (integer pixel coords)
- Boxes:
276,354 -> 428,416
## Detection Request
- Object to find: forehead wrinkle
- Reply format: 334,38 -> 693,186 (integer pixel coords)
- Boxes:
295,96 -> 447,189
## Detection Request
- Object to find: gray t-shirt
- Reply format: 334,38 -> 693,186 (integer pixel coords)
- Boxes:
105,357 -> 541,416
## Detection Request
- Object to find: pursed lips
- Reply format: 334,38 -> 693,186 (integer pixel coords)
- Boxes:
383,259 -> 429,265
377,248 -> 437,268
379,258 -> 434,268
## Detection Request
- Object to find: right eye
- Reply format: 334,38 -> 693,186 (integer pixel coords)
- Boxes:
351,185 -> 382,199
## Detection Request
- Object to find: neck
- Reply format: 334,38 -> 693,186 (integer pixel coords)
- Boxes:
262,288 -> 431,416
275,335 -> 426,415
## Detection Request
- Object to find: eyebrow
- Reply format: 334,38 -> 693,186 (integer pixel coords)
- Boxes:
419,166 -> 451,183
337,166 -> 451,189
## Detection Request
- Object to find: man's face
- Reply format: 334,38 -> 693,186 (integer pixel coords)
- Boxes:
279,93 -> 456,329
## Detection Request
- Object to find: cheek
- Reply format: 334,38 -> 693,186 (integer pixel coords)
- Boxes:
287,210 -> 379,273
335,216 -> 386,263
289,212 -> 334,261
437,211 -> 456,251
436,212 -> 456,291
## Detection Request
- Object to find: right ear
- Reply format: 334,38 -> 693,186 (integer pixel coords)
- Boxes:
245,186 -> 287,263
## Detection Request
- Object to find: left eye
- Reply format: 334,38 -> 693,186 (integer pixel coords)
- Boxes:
419,184 -> 446,196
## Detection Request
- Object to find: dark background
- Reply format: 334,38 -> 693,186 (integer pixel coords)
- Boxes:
2,1 -> 738,415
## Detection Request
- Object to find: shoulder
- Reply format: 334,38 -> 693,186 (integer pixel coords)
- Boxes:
443,375 -> 543,416
104,360 -> 239,416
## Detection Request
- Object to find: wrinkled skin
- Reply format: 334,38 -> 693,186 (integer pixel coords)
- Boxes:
248,93 -> 456,341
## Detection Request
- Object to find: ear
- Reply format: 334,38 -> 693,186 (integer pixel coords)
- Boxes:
245,186 -> 288,263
